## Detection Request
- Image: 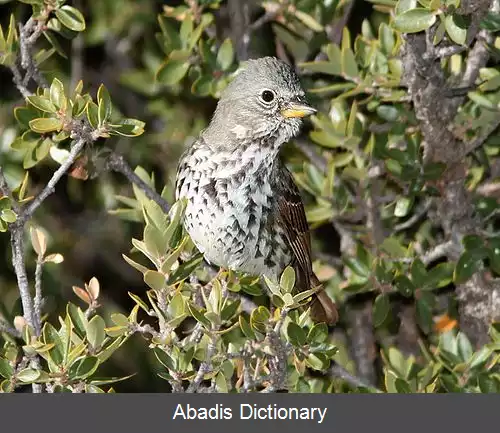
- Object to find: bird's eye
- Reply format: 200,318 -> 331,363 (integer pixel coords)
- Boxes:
260,90 -> 276,103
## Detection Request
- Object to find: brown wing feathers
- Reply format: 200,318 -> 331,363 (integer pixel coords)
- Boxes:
277,166 -> 338,325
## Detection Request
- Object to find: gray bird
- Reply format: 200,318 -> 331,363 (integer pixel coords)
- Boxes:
175,57 -> 338,325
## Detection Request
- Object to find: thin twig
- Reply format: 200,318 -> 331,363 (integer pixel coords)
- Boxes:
107,152 -> 170,214
0,320 -> 21,339
186,332 -> 217,393
463,117 -> 500,156
394,199 -> 432,232
33,252 -> 44,335
329,362 -> 382,392
10,227 -> 35,328
23,137 -> 90,221
294,138 -> 327,173
421,240 -> 458,266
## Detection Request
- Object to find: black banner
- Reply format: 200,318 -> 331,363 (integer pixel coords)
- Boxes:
0,393 -> 496,432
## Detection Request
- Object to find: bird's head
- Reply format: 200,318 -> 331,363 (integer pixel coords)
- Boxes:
204,57 -> 316,151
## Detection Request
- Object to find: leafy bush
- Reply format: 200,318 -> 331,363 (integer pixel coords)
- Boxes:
0,0 -> 500,393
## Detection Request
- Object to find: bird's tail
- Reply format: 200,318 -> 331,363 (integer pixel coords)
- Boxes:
309,273 -> 338,326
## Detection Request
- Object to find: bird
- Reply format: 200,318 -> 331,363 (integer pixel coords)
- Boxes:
175,56 -> 338,325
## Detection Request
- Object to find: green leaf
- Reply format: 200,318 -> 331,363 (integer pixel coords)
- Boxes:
110,313 -> 129,327
393,9 -> 437,33
463,235 -> 484,251
280,266 -> 296,293
16,368 -> 41,383
306,353 -> 329,371
67,303 -> 87,337
128,292 -> 150,313
154,348 -> 176,370
55,5 -> 86,32
445,13 -> 467,45
469,346 -> 492,369
410,259 -> 427,287
341,46 -> 359,78
394,378 -> 412,393
50,78 -> 66,110
143,270 -> 166,291
187,302 -> 211,328
216,38 -> 234,71
287,322 -> 307,347
43,323 -> 64,365
97,84 -> 112,125
157,53 -> 190,85
307,323 -> 328,343
395,0 -> 417,14
69,356 -> 99,380
423,263 -> 454,290
380,237 -> 408,257
167,254 -> 204,285
250,306 -> 270,334
454,249 -> 487,283
293,10 -> 324,32
86,315 -> 106,350
394,196 -> 413,217
343,256 -> 371,278
478,374 -> 500,393
416,292 -> 434,334
215,372 -> 228,392
86,101 -> 99,129
480,12 -> 500,31
1,209 -> 17,224
0,357 -> 14,379
109,118 -> 145,137
373,293 -> 390,327
299,61 -> 341,76
239,315 -> 256,339
457,332 -> 473,362
488,237 -> 500,274
27,95 -> 57,113
29,117 -> 63,134
394,275 -> 415,297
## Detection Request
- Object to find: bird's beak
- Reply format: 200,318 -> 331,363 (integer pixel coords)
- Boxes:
280,101 -> 317,119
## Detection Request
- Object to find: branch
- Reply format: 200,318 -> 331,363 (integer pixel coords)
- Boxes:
462,117 -> 500,156
10,225 -> 35,329
400,0 -> 498,346
33,252 -> 44,335
326,0 -> 356,45
0,320 -> 21,339
19,18 -> 47,89
23,136 -> 90,222
106,152 -> 170,214
329,362 -> 382,392
346,301 -> 377,386
228,0 -> 252,61
186,332 -> 217,393
394,199 -> 432,233
421,240 -> 459,266
294,138 -> 328,173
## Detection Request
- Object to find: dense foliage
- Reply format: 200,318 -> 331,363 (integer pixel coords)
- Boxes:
0,0 -> 500,393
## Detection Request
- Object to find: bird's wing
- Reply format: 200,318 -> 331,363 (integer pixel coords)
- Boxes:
276,163 -> 313,285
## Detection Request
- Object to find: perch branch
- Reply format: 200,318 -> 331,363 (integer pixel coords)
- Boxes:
329,362 -> 382,392
106,152 -> 170,214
